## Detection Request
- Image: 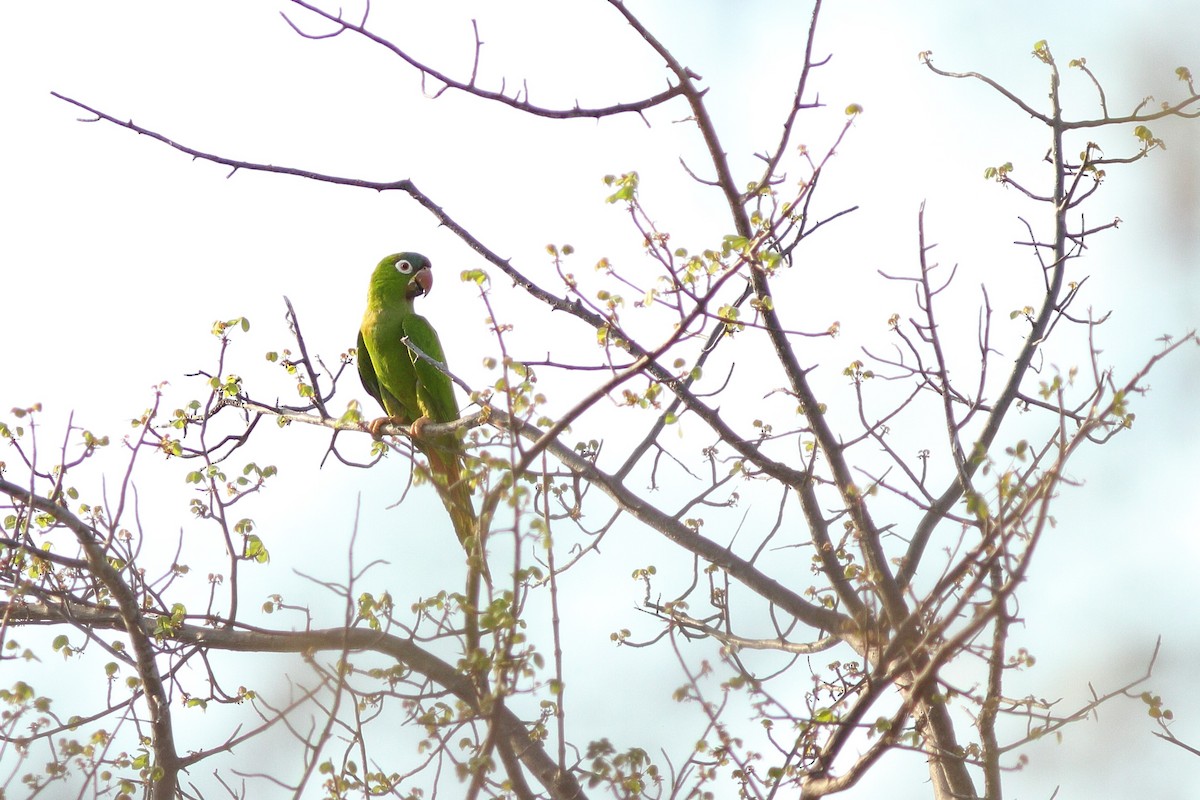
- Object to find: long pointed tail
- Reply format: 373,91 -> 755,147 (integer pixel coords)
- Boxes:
422,440 -> 489,667
422,441 -> 489,583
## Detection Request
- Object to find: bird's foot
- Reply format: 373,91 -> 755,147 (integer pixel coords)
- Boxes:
409,415 -> 433,439
366,416 -> 404,439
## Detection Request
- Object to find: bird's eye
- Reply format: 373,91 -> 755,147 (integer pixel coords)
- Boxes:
394,259 -> 414,275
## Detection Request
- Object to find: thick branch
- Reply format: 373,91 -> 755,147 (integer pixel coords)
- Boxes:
0,598 -> 586,800
0,478 -> 180,800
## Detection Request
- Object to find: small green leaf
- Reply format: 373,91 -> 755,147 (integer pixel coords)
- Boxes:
245,534 -> 270,564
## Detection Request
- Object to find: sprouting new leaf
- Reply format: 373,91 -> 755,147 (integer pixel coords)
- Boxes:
722,234 -> 750,253
604,171 -> 639,204
244,534 -> 270,564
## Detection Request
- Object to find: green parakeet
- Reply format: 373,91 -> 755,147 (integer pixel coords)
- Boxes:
357,252 -> 481,571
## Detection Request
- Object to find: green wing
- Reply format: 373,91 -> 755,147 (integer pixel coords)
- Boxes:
402,312 -> 460,425
360,305 -> 422,424
400,312 -> 480,577
356,330 -> 384,411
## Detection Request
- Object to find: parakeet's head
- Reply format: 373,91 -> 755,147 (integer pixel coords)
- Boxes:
371,252 -> 433,302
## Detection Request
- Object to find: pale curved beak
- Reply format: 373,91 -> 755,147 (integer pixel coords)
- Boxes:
408,266 -> 433,299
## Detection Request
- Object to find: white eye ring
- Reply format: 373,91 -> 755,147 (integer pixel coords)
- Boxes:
394,259 -> 414,275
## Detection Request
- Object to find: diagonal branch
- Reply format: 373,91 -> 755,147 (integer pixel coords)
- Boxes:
228,397 -> 851,637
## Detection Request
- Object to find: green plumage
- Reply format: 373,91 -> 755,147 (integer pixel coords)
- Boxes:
358,252 -> 480,566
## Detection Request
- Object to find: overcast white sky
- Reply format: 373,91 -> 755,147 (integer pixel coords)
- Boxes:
2,1 -> 1199,797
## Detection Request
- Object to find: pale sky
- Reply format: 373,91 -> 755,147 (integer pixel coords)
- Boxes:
2,1 -> 1199,798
